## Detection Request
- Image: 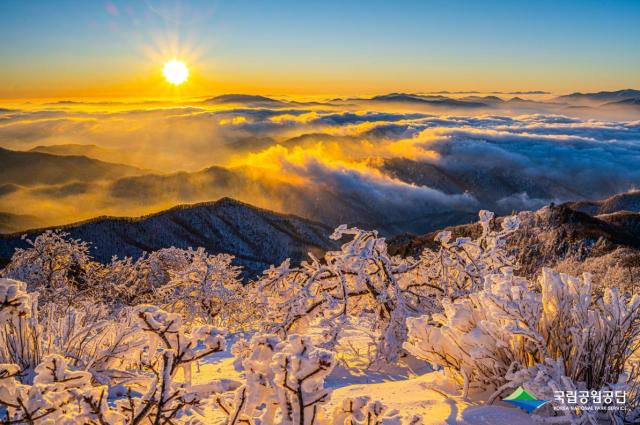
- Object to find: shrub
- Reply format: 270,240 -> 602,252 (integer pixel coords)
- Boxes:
404,268 -> 640,423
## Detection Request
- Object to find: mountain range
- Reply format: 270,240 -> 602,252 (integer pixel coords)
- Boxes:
555,89 -> 640,105
0,140 -> 636,237
2,191 -> 640,284
28,144 -> 130,165
2,88 -> 640,279
0,198 -> 336,279
199,89 -> 640,110
369,93 -> 489,108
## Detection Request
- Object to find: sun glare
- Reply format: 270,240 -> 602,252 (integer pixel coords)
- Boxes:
163,60 -> 189,85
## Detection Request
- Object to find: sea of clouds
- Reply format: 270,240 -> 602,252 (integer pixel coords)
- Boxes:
1,99 -> 639,234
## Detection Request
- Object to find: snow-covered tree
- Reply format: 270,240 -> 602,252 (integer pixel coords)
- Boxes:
404,268 -> 640,423
162,248 -> 244,327
2,232 -> 246,329
0,279 -> 237,424
249,211 -> 519,362
2,231 -> 97,307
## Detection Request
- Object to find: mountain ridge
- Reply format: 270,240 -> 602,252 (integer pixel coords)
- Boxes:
388,191 -> 640,278
0,147 -> 144,186
0,197 -> 338,279
555,89 -> 640,104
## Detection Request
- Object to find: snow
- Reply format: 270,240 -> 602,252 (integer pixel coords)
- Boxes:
1,210 -> 638,424
187,347 -> 534,425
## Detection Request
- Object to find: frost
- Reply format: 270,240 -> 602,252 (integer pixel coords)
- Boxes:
405,268 -> 640,423
245,211 -> 520,363
0,210 -> 637,424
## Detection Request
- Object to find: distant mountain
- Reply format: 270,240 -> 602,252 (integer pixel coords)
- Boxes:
369,93 -> 488,108
202,94 -> 288,107
0,147 -> 143,186
556,89 -> 640,105
388,201 -> 640,278
377,157 -> 583,205
29,144 -> 129,164
106,166 -> 245,203
1,159 -> 478,236
460,95 -> 504,104
0,198 -> 337,279
505,91 -> 549,95
0,212 -> 45,234
602,97 -> 640,108
0,184 -> 21,197
87,162 -> 479,236
565,190 -> 640,216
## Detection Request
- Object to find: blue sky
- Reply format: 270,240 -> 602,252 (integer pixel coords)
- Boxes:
1,0 -> 639,97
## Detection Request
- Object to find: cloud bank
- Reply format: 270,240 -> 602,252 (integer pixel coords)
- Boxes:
0,98 -> 639,234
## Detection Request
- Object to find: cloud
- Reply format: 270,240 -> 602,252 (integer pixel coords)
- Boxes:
1,99 -> 640,234
389,120 -> 640,202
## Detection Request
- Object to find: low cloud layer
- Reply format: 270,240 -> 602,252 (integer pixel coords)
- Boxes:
0,98 -> 639,234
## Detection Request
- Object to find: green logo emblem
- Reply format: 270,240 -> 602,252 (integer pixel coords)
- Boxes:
502,386 -> 549,413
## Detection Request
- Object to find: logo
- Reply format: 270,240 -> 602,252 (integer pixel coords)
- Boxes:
502,386 -> 550,413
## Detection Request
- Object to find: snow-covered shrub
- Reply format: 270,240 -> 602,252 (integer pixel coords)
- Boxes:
0,280 -> 129,423
0,278 -> 236,424
2,232 -> 245,326
161,248 -> 245,327
0,278 -> 142,384
2,231 -> 98,307
219,334 -> 422,424
0,278 -> 42,374
331,396 -> 405,424
414,210 -> 519,299
0,353 -> 125,424
112,304 -> 234,424
104,247 -> 197,307
92,246 -> 245,323
271,335 -> 336,424
249,211 -> 518,362
216,333 -> 336,424
404,268 -> 640,422
0,278 -> 31,321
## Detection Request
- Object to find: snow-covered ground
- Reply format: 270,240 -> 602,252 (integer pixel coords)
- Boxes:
2,212 -> 638,424
182,330 -> 535,424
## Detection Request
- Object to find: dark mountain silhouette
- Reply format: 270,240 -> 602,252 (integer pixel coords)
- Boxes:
0,184 -> 21,197
460,95 -> 504,104
369,93 -> 488,108
0,198 -> 337,279
602,98 -> 640,108
0,147 -> 143,186
556,89 -> 640,104
202,94 -> 288,107
29,144 -> 129,164
106,166 -> 245,203
377,157 -> 583,205
75,160 -> 484,236
0,212 -> 46,234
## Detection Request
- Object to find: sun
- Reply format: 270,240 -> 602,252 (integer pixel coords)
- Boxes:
163,60 -> 189,85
